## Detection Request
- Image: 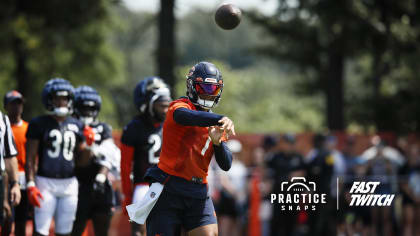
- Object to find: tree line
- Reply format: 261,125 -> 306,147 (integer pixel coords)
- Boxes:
1,0 -> 419,133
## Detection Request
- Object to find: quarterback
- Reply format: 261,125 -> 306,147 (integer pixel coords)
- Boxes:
142,62 -> 235,236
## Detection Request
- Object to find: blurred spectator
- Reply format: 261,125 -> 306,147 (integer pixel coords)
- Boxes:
3,90 -> 29,236
361,135 -> 404,236
262,135 -> 277,154
265,133 -> 305,236
325,134 -> 346,235
398,144 -> 420,236
253,145 -> 271,236
342,136 -> 373,236
208,159 -> 222,206
218,139 -> 248,236
325,135 -> 346,195
396,136 -> 410,157
255,135 -> 279,236
341,136 -> 359,178
305,133 -> 335,236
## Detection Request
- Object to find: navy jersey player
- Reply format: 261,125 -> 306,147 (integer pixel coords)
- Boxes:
120,77 -> 171,236
25,79 -> 94,236
71,86 -> 121,236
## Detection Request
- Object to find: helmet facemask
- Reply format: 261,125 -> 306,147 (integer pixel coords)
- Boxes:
135,77 -> 171,122
187,78 -> 223,110
74,86 -> 102,125
185,62 -> 223,110
48,91 -> 73,117
77,101 -> 99,125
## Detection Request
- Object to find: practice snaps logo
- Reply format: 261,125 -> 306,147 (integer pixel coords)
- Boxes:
349,182 -> 394,206
271,177 -> 327,211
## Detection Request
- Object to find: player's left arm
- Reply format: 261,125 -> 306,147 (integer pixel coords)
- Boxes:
96,138 -> 121,171
209,126 -> 233,171
95,124 -> 121,172
76,143 -> 94,167
94,123 -> 119,193
76,125 -> 95,167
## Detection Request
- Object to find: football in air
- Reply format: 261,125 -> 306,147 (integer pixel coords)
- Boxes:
214,3 -> 242,30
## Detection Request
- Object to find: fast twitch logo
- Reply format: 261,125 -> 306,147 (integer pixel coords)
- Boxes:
271,177 -> 327,211
349,182 -> 395,206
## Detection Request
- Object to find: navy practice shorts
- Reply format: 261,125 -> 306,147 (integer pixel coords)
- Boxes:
146,188 -> 217,235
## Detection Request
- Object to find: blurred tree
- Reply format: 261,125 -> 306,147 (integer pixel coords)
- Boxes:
110,6 -> 156,126
0,0 -> 123,125
110,6 -> 325,132
158,0 -> 176,91
248,0 -> 375,131
354,0 -> 420,132
249,0 -> 420,133
177,9 -> 265,69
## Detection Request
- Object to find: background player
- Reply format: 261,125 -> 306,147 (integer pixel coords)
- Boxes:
71,86 -> 121,236
120,77 -> 171,236
3,90 -> 29,236
25,78 -> 94,236
144,61 -> 235,236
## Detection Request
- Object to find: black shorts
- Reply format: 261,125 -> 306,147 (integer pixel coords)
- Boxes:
76,181 -> 114,218
146,188 -> 217,235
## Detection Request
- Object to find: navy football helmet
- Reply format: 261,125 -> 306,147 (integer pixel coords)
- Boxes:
74,86 -> 102,125
42,78 -> 74,117
186,62 -> 223,109
134,76 -> 171,121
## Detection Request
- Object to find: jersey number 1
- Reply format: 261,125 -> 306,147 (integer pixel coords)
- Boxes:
201,137 -> 212,156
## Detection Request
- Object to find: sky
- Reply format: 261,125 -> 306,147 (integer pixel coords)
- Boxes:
122,0 -> 278,16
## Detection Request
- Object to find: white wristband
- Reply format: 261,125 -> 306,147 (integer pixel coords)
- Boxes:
95,173 -> 107,184
27,181 -> 36,188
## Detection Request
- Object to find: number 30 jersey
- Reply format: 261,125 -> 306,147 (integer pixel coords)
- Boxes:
26,115 -> 85,178
121,116 -> 163,184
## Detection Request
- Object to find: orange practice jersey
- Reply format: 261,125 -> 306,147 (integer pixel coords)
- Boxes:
11,120 -> 28,172
158,98 -> 216,183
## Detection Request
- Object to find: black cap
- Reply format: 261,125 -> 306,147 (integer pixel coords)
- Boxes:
262,135 -> 277,150
3,90 -> 24,107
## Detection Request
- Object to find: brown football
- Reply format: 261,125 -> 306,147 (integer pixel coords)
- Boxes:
215,3 -> 242,30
